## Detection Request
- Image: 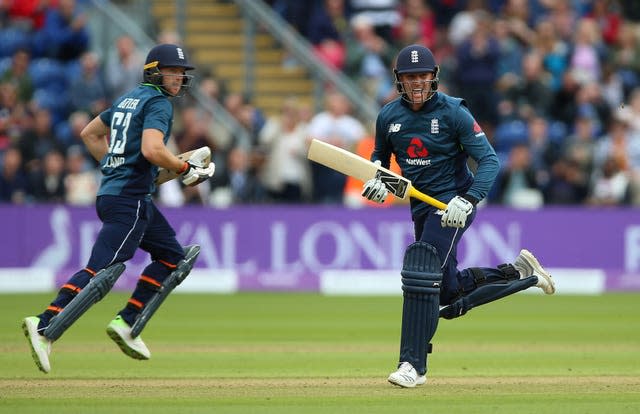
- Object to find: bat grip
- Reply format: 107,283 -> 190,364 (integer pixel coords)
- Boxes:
409,188 -> 448,210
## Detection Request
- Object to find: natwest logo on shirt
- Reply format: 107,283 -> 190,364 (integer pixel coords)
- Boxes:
405,137 -> 431,166
407,137 -> 428,158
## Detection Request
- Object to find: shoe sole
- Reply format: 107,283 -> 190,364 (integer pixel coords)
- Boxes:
388,375 -> 426,388
106,327 -> 149,360
22,319 -> 48,374
520,249 -> 556,295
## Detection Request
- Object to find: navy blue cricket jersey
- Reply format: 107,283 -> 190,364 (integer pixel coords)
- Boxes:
97,84 -> 173,199
372,92 -> 500,216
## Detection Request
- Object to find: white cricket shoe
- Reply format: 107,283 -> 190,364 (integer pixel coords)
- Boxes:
388,362 -> 426,388
22,316 -> 52,374
514,249 -> 556,295
106,316 -> 150,360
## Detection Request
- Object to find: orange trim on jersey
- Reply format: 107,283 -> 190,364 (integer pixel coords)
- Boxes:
159,259 -> 177,269
85,267 -> 97,276
128,298 -> 144,309
62,283 -> 81,293
47,305 -> 63,314
140,275 -> 162,287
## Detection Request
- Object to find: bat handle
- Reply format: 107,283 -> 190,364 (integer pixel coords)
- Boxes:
409,188 -> 448,210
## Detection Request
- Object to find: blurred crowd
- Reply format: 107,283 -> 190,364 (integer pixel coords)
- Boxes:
1,0 -> 640,209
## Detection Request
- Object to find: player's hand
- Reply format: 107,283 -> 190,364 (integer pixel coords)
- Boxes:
361,161 -> 388,203
180,161 -> 215,186
441,195 -> 473,228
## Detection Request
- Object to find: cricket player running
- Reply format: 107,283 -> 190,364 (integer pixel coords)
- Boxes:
361,44 -> 556,388
22,44 -> 215,373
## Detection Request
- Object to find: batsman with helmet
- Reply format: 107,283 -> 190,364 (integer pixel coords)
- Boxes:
361,44 -> 556,387
22,44 -> 215,373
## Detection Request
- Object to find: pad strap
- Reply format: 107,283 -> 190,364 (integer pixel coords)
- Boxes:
44,263 -> 126,341
130,245 -> 200,338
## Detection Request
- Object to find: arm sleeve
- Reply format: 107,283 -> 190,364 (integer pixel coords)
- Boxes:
99,107 -> 112,126
455,104 -> 500,201
371,113 -> 392,169
143,97 -> 172,135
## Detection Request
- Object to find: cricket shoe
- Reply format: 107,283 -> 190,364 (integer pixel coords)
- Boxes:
514,249 -> 556,295
388,362 -> 426,388
22,316 -> 52,374
106,316 -> 150,360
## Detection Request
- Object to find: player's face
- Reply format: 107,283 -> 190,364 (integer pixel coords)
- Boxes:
160,67 -> 189,96
398,72 -> 435,104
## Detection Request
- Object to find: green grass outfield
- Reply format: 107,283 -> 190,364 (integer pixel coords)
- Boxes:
1,292 -> 638,413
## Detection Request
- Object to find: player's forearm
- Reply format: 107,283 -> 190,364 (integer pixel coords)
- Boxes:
141,144 -> 186,173
82,136 -> 109,162
80,116 -> 110,162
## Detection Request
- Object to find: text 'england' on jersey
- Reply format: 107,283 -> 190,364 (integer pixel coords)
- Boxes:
97,85 -> 174,199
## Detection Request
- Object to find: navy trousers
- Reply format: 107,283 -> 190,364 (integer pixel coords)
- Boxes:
38,195 -> 185,329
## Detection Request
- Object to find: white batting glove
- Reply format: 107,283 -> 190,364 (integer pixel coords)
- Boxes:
361,160 -> 388,203
181,161 -> 215,186
441,195 -> 473,228
179,147 -> 215,187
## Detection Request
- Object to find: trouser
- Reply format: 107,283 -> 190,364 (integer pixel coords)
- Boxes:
38,195 -> 185,330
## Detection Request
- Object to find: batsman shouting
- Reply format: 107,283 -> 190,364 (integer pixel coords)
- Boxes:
361,44 -> 556,388
22,44 -> 214,373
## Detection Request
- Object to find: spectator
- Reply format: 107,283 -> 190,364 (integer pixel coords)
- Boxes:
526,115 -> 560,188
547,0 -> 579,43
63,144 -> 98,206
502,51 -> 555,120
0,81 -> 28,150
173,107 -> 218,155
531,17 -> 569,91
104,35 -> 144,100
27,148 -> 65,202
348,0 -> 401,44
568,18 -> 605,85
453,10 -> 501,134
0,48 -> 33,103
494,143 -> 544,208
211,146 -> 267,205
257,96 -> 311,203
612,23 -> 640,99
306,0 -> 348,70
550,69 -> 581,126
56,110 -> 91,154
394,0 -> 436,49
33,0 -> 89,61
69,51 -> 108,116
0,145 -> 28,203
343,14 -> 397,103
593,115 -> 640,173
307,90 -> 366,203
587,153 -> 630,206
493,17 -> 525,88
616,87 -> 640,134
585,0 -> 622,46
17,107 -> 64,173
447,0 -> 485,47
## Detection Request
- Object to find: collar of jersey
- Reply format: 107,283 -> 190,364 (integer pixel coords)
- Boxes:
141,82 -> 170,96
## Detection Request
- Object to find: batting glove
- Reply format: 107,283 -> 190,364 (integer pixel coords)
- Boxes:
361,161 -> 388,203
441,195 -> 474,228
178,161 -> 215,186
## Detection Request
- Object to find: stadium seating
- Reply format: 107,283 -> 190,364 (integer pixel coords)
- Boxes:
0,27 -> 31,58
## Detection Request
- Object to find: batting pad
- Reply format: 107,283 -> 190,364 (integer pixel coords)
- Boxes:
399,242 -> 442,375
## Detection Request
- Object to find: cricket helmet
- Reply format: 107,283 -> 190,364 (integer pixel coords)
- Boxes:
143,43 -> 194,96
394,44 -> 439,103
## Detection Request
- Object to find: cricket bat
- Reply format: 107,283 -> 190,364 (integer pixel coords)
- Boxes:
307,139 -> 447,210
155,146 -> 211,185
